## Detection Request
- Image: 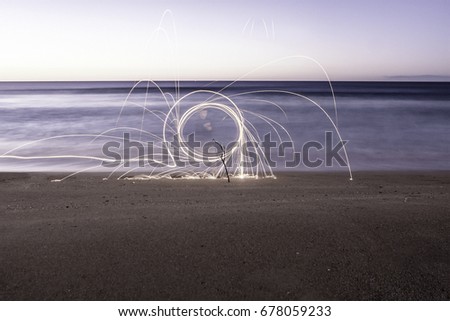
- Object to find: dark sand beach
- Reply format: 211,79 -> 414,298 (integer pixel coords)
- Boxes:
0,172 -> 449,300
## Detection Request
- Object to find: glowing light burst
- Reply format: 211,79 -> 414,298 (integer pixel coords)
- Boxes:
0,74 -> 353,182
112,85 -> 281,180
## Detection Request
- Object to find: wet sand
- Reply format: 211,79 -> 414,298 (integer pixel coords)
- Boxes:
0,171 -> 449,300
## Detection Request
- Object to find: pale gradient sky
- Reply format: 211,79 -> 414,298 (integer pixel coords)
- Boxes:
0,0 -> 449,81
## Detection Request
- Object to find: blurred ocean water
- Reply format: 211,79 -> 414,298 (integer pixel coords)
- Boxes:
0,81 -> 448,172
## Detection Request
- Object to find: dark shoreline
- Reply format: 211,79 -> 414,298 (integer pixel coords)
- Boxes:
0,171 -> 449,300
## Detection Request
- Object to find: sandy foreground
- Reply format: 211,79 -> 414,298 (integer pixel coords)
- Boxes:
0,171 -> 448,300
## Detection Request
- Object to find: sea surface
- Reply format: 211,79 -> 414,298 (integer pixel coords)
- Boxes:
0,81 -> 449,173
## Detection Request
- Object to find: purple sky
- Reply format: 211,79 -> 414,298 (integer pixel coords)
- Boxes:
0,0 -> 448,80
